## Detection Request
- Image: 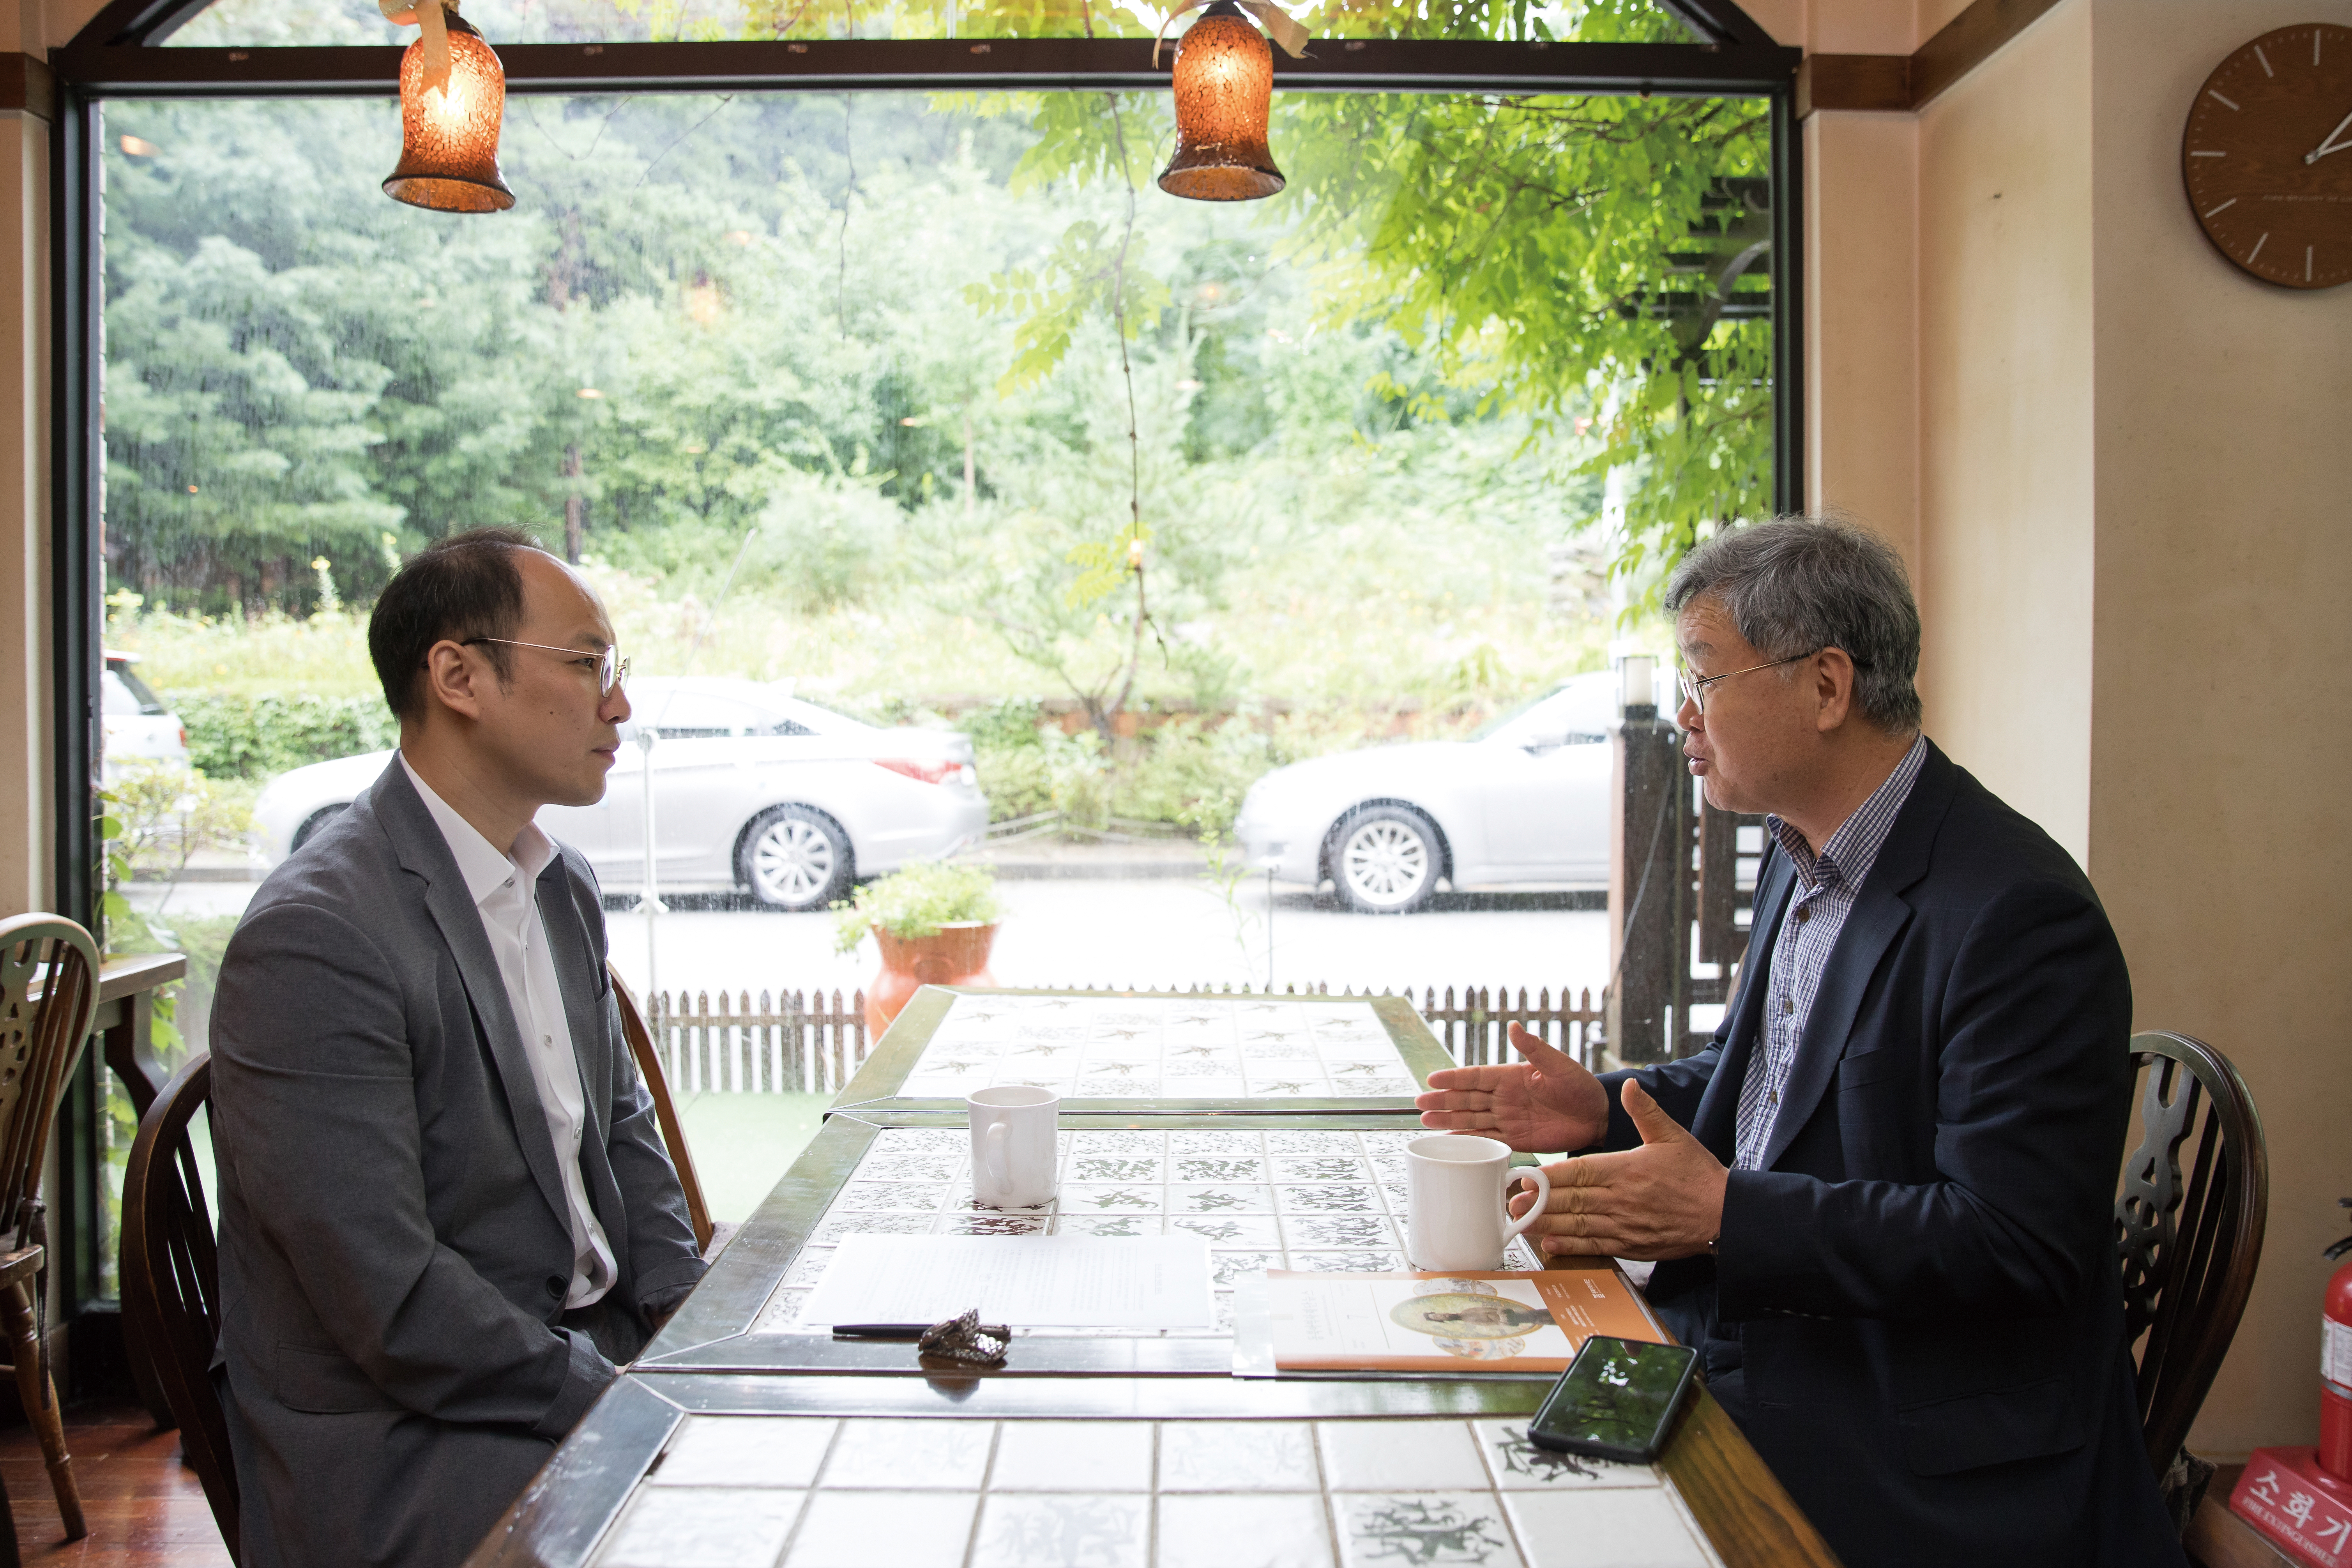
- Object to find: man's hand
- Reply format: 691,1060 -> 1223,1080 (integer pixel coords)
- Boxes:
1416,1023 -> 1609,1153
1509,1080 -> 1727,1261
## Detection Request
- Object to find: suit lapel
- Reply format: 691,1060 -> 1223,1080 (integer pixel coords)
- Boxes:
374,762 -> 574,1234
1690,849 -> 1795,1161
539,850 -> 635,1265
538,855 -> 609,1149
1756,743 -> 1959,1172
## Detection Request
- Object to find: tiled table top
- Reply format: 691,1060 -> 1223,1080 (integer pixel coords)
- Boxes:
750,1126 -> 1541,1338
892,995 -> 1424,1102
593,1412 -> 1723,1568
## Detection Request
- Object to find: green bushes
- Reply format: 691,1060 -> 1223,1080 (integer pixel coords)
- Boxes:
968,707 -> 1281,837
174,693 -> 398,779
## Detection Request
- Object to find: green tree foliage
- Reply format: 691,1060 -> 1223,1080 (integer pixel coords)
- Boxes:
1282,81 -> 1775,596
102,27 -> 1761,694
101,93 -> 1032,612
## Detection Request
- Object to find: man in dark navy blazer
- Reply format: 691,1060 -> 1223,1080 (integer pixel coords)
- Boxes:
1419,519 -> 2182,1568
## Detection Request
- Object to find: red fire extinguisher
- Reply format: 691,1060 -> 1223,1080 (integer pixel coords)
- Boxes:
2325,1209 -> 2352,1481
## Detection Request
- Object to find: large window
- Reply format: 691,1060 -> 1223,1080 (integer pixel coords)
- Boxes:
60,0 -> 1795,1306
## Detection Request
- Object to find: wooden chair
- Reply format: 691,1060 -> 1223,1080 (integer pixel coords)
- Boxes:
609,965 -> 719,1257
0,915 -> 104,1543
120,1052 -> 238,1563
2116,1030 -> 2269,1482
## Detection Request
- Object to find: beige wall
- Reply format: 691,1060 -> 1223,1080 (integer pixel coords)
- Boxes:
1805,110 -> 1920,575
1799,0 -> 2352,1458
0,106 -> 49,917
1917,0 -> 2097,863
2082,0 -> 2352,1459
0,0 -> 51,919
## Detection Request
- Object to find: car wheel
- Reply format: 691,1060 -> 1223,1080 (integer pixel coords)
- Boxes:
1331,804 -> 1443,914
290,803 -> 347,854
737,806 -> 854,912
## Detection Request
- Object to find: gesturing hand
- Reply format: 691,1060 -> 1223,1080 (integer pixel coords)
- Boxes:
1509,1079 -> 1726,1262
1415,1023 -> 1609,1153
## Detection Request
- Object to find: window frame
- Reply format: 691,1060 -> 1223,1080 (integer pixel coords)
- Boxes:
44,0 -> 1801,1321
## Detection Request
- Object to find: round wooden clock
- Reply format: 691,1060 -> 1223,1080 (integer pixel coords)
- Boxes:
2182,23 -> 2352,290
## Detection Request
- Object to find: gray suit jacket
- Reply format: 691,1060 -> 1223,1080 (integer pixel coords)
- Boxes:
209,759 -> 706,1568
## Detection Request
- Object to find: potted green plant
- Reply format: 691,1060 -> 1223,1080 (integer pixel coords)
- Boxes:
832,861 -> 1002,1035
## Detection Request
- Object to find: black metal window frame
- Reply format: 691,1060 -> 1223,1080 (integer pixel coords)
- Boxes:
42,0 -> 1800,1320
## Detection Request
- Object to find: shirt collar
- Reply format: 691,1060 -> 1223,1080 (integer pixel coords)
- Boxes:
399,753 -> 556,907
1765,735 -> 1928,894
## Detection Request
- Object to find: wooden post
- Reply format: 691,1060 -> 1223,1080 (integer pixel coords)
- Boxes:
563,444 -> 585,563
1608,705 -> 1692,1064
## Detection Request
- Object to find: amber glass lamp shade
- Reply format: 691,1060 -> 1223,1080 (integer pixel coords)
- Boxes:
1158,0 -> 1284,202
383,15 -> 515,213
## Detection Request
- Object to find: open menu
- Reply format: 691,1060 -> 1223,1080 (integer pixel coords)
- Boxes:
1250,1263 -> 1666,1374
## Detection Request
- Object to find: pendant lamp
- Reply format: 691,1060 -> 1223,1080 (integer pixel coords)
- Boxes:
382,6 -> 515,213
1158,0 -> 1285,202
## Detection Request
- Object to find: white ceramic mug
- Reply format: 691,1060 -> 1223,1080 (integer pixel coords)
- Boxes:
1405,1134 -> 1553,1271
968,1085 -> 1060,1209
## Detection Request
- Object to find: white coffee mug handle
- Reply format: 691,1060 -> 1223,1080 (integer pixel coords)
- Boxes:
1502,1164 -> 1552,1241
985,1120 -> 1009,1189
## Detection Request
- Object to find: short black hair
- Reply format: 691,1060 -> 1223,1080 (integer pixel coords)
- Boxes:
368,527 -> 545,720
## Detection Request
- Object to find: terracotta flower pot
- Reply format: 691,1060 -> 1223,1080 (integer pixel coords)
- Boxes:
866,921 -> 998,1038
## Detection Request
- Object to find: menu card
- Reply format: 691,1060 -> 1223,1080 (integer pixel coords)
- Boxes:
1250,1264 -> 1666,1374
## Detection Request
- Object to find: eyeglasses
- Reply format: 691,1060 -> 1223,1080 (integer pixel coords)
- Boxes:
462,638 -> 629,696
1676,650 -> 1825,714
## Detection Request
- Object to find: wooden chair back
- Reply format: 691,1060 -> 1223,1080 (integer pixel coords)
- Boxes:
122,1052 -> 239,1563
609,965 -> 714,1254
2116,1030 -> 2269,1474
0,914 -> 101,1247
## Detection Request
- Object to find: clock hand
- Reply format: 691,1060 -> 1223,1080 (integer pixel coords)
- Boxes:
2306,104 -> 2352,163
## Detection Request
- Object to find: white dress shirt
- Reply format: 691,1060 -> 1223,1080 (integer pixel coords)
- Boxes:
401,755 -> 618,1308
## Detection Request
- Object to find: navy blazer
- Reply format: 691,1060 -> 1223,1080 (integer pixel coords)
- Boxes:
1598,741 -> 2182,1568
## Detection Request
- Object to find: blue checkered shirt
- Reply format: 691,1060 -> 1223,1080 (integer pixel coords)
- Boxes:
1732,737 -> 1928,1171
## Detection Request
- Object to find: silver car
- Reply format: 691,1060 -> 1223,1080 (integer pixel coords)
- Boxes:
102,651 -> 189,780
1235,672 -> 1617,913
252,677 -> 989,910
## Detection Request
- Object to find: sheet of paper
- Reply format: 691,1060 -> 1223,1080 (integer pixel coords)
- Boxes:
799,1234 -> 1215,1330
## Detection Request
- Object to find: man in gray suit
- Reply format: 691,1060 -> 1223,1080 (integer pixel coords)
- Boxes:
210,527 -> 707,1568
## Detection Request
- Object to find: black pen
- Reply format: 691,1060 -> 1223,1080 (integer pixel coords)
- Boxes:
830,1323 -> 934,1340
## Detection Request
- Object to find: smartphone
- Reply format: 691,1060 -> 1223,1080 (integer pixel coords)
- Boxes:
1526,1336 -> 1700,1464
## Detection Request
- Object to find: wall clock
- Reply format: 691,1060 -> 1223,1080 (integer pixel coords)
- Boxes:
2182,23 -> 2352,289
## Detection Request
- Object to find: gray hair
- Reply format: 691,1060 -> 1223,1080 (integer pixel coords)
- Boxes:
1662,517 -> 1922,733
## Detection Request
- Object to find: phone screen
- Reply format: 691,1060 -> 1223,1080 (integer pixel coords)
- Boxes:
1527,1336 -> 1699,1463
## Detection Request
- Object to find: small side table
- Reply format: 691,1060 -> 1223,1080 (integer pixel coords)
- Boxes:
94,951 -> 189,1119
94,951 -> 189,1429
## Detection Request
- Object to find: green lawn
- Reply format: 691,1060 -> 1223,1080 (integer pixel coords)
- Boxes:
671,1092 -> 835,1224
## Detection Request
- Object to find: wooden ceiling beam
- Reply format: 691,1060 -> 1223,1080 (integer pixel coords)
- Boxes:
1798,0 -> 2066,117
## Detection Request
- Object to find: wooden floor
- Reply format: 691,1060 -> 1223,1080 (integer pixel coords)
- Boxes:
0,1405 -> 231,1566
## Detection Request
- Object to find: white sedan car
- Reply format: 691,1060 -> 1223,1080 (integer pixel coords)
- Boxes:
102,651 -> 189,779
252,678 -> 989,910
1235,672 -> 1617,913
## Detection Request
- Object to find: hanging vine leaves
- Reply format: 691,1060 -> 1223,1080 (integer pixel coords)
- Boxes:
1278,73 -> 1775,603
962,1 -> 1776,609
965,218 -> 1173,396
